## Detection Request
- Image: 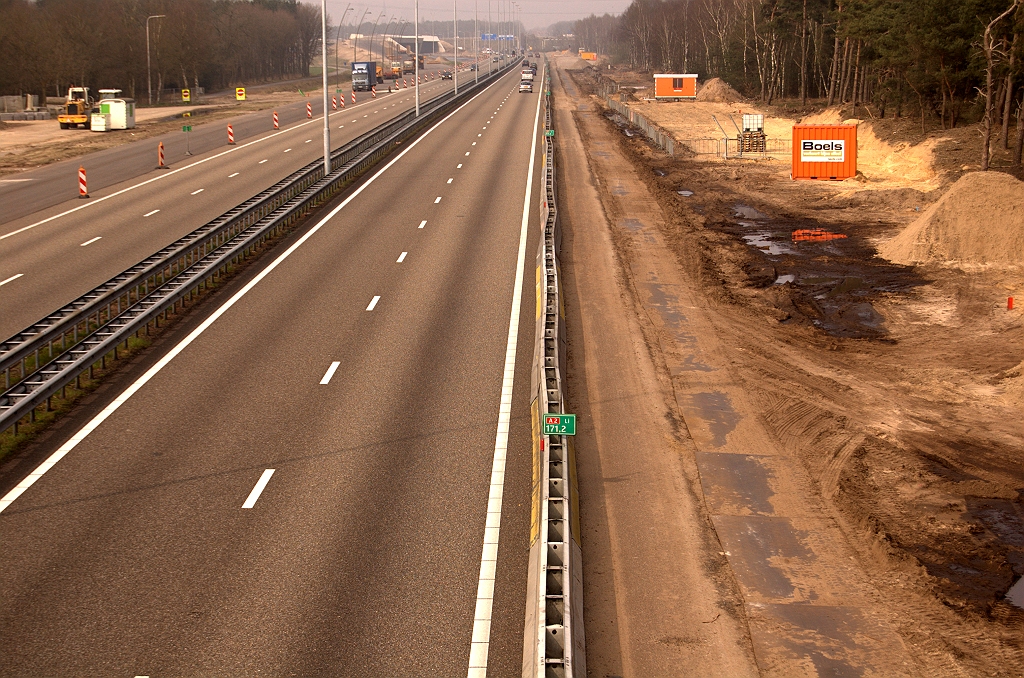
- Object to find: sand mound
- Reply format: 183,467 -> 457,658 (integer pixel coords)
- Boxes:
696,78 -> 743,103
800,108 -> 844,125
879,172 -> 1024,266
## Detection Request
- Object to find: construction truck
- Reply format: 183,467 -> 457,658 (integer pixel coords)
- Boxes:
402,60 -> 414,74
389,61 -> 402,79
57,87 -> 92,129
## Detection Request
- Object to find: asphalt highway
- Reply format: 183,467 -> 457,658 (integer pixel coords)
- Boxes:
0,63 -> 482,224
0,63 -> 541,676
0,66 -> 498,339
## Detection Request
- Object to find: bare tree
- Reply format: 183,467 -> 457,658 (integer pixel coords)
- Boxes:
981,0 -> 1021,171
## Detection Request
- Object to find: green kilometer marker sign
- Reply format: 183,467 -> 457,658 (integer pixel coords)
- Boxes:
543,413 -> 576,436
182,125 -> 192,132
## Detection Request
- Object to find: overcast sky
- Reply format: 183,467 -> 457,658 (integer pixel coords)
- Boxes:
324,0 -> 629,32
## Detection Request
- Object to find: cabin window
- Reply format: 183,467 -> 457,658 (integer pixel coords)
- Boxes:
672,78 -> 683,89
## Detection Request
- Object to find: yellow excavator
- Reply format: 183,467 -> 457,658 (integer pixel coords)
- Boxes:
57,87 -> 92,129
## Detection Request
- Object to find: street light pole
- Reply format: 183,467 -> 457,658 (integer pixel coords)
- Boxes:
321,0 -> 330,176
415,0 -> 420,116
335,4 -> 353,98
146,14 -> 166,106
453,0 -> 458,95
474,0 -> 478,84
354,9 -> 371,64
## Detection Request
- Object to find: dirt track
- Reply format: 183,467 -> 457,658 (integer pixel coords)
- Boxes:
555,57 -> 1024,676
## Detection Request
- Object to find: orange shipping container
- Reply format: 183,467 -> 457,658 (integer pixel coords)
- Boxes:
653,74 -> 697,99
580,51 -> 597,61
791,124 -> 858,180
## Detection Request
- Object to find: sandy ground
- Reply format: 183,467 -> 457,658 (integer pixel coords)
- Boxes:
559,58 -> 1024,675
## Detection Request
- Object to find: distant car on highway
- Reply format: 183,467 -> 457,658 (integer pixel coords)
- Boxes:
519,80 -> 533,93
441,71 -> 453,80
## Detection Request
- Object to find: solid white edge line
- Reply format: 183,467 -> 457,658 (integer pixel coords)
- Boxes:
467,66 -> 544,678
241,469 -> 275,508
79,237 -> 102,247
0,74 -> 509,516
0,273 -> 24,286
366,295 -> 381,311
320,361 -> 341,384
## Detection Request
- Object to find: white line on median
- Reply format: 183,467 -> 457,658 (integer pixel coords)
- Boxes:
397,252 -> 407,263
143,209 -> 159,217
0,273 -> 24,286
242,469 -> 275,508
0,74 -> 505,516
320,361 -> 341,384
419,220 -> 427,229
467,65 -> 545,678
366,295 -> 380,311
80,237 -> 102,247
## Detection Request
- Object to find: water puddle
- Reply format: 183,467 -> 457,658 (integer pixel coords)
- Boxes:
1007,577 -> 1024,608
734,204 -> 768,220
676,190 -> 694,197
621,218 -> 643,231
743,232 -> 795,256
686,391 -> 740,448
774,274 -> 796,285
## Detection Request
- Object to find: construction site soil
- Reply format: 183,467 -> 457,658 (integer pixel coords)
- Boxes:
566,63 -> 1024,674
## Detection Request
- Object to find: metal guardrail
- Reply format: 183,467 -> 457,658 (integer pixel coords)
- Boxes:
0,62 -> 520,435
524,78 -> 586,678
605,97 -> 675,155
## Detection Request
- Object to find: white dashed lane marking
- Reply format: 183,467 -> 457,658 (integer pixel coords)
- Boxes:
320,361 -> 341,384
191,188 -> 204,195
0,273 -> 24,286
80,237 -> 101,247
366,296 -> 381,311
144,209 -> 159,217
397,252 -> 407,263
241,469 -> 275,508
419,220 -> 427,229
229,172 -> 239,178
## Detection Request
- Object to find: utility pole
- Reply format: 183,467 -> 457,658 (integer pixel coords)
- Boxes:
321,0 -> 330,176
146,14 -> 165,106
475,0 -> 479,84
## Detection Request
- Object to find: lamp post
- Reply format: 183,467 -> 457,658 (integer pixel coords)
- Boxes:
453,0 -> 458,95
354,9 -> 371,63
146,14 -> 166,106
335,4 -> 353,97
474,0 -> 478,84
414,0 -> 419,116
381,15 -> 397,73
321,0 -> 330,176
368,10 -> 386,63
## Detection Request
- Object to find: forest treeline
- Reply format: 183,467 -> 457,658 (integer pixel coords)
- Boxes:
0,0 -> 322,102
575,0 -> 1024,158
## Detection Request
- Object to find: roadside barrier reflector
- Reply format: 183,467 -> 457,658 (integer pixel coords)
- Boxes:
306,102 -> 312,118
155,141 -> 169,170
78,166 -> 89,199
227,124 -> 235,145
273,111 -> 279,129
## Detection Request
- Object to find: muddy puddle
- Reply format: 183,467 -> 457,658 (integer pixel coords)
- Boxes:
728,204 -> 924,339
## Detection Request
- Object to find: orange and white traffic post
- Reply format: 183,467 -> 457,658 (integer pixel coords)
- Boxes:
350,91 -> 356,104
227,124 -> 235,145
155,141 -> 169,169
306,102 -> 312,118
371,86 -> 376,98
332,96 -> 337,110
273,111 -> 279,129
78,166 -> 89,199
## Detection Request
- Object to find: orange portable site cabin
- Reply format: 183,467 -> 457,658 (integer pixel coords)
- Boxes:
654,74 -> 698,100
580,51 -> 597,61
791,124 -> 858,180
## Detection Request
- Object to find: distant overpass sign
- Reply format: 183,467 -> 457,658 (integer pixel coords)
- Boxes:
481,33 -> 497,40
